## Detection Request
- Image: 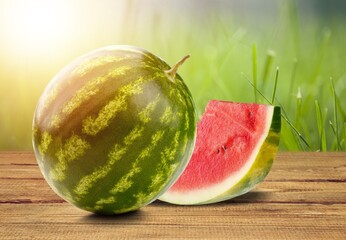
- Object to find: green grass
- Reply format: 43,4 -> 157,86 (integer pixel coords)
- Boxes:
126,0 -> 346,152
0,0 -> 345,151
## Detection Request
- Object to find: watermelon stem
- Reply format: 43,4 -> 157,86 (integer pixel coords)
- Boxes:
165,55 -> 190,81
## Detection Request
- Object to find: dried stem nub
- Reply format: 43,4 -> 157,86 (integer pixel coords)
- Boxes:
165,55 -> 190,81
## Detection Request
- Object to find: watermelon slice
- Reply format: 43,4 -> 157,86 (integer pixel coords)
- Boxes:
159,100 -> 280,205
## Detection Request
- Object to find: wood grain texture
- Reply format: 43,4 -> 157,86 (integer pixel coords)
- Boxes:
0,152 -> 345,239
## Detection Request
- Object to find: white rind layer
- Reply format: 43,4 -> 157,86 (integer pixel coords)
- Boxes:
159,106 -> 274,205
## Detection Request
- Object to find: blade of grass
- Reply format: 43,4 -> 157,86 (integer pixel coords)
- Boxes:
261,50 -> 275,89
311,29 -> 331,83
278,100 -> 311,151
329,120 -> 338,150
295,87 -> 302,131
315,100 -> 327,151
288,58 -> 298,108
287,0 -> 300,55
271,67 -> 279,104
245,74 -> 270,104
252,43 -> 258,102
279,100 -> 308,150
343,123 -> 346,150
330,79 -> 342,151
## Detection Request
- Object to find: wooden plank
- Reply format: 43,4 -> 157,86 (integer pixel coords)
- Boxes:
0,203 -> 345,239
0,164 -> 42,179
1,178 -> 345,204
0,178 -> 62,203
269,152 -> 346,181
1,152 -> 346,181
0,151 -> 35,165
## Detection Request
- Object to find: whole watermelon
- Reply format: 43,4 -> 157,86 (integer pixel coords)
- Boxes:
32,45 -> 196,214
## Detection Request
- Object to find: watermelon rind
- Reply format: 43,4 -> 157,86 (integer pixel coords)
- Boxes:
159,105 -> 280,205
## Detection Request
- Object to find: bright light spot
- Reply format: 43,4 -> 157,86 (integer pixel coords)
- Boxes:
2,0 -> 72,55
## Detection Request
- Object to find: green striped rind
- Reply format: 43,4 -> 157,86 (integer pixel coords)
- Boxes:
201,106 -> 281,204
32,45 -> 196,214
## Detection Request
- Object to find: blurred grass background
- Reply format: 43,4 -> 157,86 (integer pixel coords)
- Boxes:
0,0 -> 345,151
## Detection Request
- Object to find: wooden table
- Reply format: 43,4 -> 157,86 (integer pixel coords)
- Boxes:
0,152 -> 345,239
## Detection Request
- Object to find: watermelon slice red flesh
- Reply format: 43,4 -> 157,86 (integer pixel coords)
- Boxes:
159,100 -> 281,205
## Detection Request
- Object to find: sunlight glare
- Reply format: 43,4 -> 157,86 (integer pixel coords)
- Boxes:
3,0 -> 72,55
